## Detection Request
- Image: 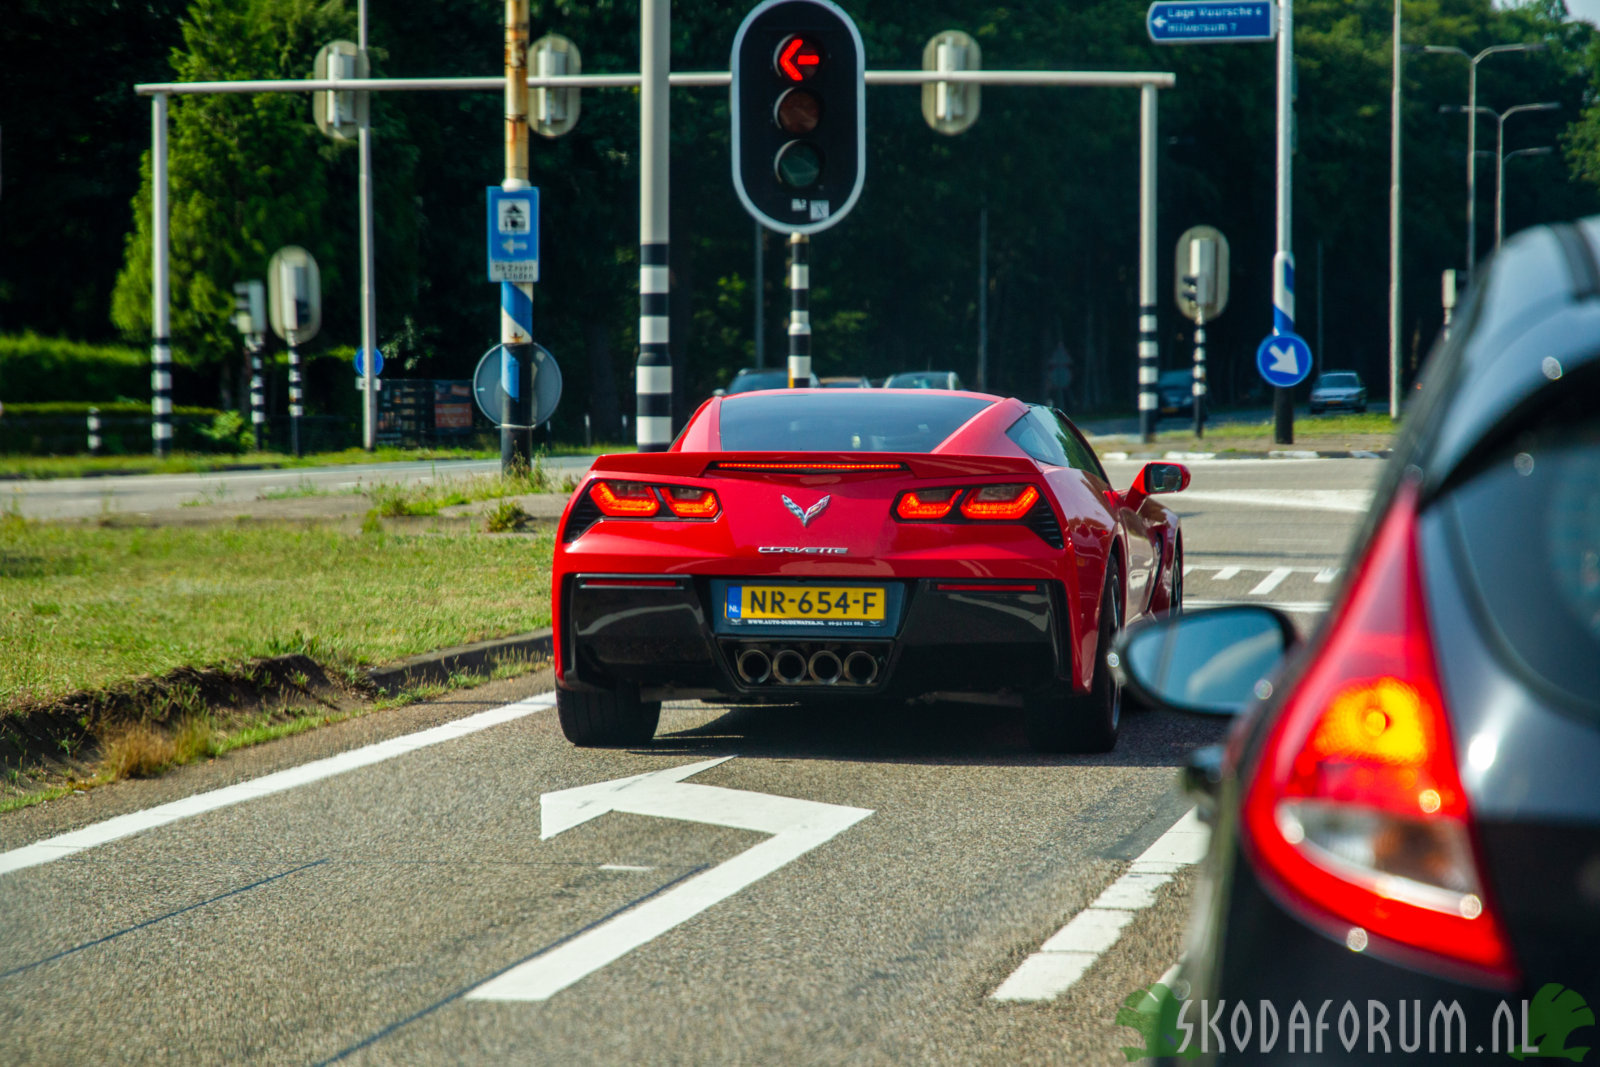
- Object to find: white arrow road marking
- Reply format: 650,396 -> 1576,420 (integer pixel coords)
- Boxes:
467,758 -> 873,1002
991,809 -> 1207,1002
1268,343 -> 1298,373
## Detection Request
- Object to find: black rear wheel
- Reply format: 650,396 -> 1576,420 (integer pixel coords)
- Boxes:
557,686 -> 662,747
1024,560 -> 1124,754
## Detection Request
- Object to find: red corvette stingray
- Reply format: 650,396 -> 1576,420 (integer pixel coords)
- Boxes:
552,389 -> 1188,752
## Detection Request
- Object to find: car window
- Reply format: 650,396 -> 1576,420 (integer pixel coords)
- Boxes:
1007,412 -> 1067,466
1159,371 -> 1191,388
1446,390 -> 1600,711
1318,373 -> 1360,388
728,370 -> 817,393
1052,411 -> 1109,482
719,391 -> 991,452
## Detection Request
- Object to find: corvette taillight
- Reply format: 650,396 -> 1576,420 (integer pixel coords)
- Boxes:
959,484 -> 1039,521
1241,483 -> 1517,985
589,481 -> 660,517
895,488 -> 960,520
662,486 -> 720,518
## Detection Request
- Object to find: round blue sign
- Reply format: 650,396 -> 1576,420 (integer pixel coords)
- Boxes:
1255,332 -> 1312,388
354,348 -> 385,377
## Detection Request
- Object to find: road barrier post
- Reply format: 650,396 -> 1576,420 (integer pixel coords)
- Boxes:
788,233 -> 810,386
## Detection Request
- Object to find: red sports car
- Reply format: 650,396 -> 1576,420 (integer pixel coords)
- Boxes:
551,389 -> 1189,752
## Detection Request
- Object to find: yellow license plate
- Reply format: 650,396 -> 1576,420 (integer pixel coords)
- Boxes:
736,585 -> 886,621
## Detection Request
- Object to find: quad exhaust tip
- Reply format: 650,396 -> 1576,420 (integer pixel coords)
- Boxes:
772,649 -> 809,686
736,648 -> 772,684
843,650 -> 879,686
808,649 -> 843,685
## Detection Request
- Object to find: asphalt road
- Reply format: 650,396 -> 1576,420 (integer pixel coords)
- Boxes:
0,458 -> 1383,1065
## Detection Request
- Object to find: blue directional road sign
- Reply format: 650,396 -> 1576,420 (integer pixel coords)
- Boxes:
1256,331 -> 1313,389
353,348 -> 384,377
486,187 -> 540,283
1147,2 -> 1277,43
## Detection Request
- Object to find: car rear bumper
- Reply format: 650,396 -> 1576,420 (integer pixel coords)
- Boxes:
557,573 -> 1073,703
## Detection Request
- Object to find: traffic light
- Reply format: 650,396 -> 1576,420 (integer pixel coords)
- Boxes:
732,0 -> 864,234
232,280 -> 265,337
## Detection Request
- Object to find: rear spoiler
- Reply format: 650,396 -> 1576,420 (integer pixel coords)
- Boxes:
586,451 -> 1040,480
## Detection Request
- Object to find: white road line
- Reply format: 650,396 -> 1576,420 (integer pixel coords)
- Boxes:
0,693 -> 557,878
1248,567 -> 1292,596
1314,567 -> 1340,583
990,809 -> 1207,1003
598,864 -> 655,872
1186,599 -> 1330,613
1178,489 -> 1373,514
1211,566 -> 1240,582
1182,565 -> 1194,577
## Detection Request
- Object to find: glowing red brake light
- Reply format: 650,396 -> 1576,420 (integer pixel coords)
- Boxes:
663,486 -> 720,518
959,484 -> 1040,521
1241,483 -> 1517,985
589,481 -> 660,517
895,487 -> 960,520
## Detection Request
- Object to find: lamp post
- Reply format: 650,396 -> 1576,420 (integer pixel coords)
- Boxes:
1440,101 -> 1559,253
1421,42 -> 1546,277
1499,145 -> 1554,246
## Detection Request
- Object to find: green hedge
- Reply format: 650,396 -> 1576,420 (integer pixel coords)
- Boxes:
3,402 -> 218,418
0,333 -> 151,404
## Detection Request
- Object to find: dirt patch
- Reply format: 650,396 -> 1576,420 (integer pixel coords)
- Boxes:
1,654 -> 369,800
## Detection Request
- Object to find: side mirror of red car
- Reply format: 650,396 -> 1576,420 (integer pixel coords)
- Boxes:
1123,461 -> 1190,507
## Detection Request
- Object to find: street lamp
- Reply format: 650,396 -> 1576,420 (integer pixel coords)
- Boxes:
1440,101 -> 1559,251
1500,145 -> 1554,246
1421,42 -> 1546,276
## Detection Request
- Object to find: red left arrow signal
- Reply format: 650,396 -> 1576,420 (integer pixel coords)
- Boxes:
777,36 -> 823,82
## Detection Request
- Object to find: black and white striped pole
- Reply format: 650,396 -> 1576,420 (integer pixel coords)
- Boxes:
1192,309 -> 1206,439
249,340 -> 265,445
1138,83 -> 1159,443
87,407 -> 102,456
287,343 -> 303,457
787,233 -> 810,386
635,0 -> 672,452
151,92 -> 173,457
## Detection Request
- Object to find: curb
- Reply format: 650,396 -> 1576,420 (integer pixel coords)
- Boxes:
1099,449 -> 1391,462
366,629 -> 554,695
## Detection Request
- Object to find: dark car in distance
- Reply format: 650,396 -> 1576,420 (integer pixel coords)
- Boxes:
716,368 -> 821,396
1156,368 -> 1204,421
883,370 -> 964,390
1114,215 -> 1600,1063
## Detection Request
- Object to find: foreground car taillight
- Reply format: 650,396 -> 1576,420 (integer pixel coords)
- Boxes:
1241,483 -> 1517,985
959,484 -> 1039,520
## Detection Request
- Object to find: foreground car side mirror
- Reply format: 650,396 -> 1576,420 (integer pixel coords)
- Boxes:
1109,605 -> 1297,717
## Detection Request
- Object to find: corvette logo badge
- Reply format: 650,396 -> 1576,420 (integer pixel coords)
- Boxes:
782,494 -> 830,527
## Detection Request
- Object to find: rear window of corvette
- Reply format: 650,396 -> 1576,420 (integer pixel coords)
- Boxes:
718,392 -> 992,453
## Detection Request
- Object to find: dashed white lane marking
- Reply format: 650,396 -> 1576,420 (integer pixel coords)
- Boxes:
1212,566 -> 1241,582
1314,567 -> 1340,583
990,809 -> 1208,1002
0,694 -> 557,878
598,864 -> 655,872
1248,567 -> 1293,596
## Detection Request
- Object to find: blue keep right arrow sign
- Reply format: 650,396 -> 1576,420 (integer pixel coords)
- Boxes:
1256,332 -> 1313,389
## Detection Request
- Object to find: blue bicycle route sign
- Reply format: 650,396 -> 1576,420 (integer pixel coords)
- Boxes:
1147,2 -> 1278,44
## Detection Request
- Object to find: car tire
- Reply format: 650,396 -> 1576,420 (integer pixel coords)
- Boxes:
1024,560 -> 1124,754
557,686 -> 662,747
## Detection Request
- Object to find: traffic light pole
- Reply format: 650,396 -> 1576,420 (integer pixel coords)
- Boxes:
788,234 -> 810,387
248,336 -> 265,445
287,342 -> 303,457
357,0 -> 378,452
635,0 -> 672,452
150,93 -> 173,458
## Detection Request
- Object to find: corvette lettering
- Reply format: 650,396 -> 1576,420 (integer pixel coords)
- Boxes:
758,546 -> 848,555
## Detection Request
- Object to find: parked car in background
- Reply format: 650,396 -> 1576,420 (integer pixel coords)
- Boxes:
1156,368 -> 1204,422
1114,215 -> 1600,1063
1308,370 -> 1367,414
820,376 -> 872,388
715,368 -> 821,396
883,370 -> 964,390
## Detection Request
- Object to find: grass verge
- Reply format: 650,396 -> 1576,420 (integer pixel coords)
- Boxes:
0,446 -> 506,481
